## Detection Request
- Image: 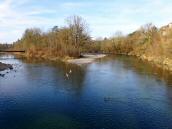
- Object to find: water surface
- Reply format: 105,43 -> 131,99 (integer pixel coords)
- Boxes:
0,54 -> 172,129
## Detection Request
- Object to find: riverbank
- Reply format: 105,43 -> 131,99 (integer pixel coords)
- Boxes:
127,52 -> 172,72
0,62 -> 13,71
14,52 -> 106,65
140,55 -> 172,71
12,50 -> 172,71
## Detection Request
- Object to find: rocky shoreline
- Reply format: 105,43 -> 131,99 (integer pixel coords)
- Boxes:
0,62 -> 13,71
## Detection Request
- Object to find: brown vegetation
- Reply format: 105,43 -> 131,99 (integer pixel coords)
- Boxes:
90,23 -> 172,70
13,16 -> 91,59
11,16 -> 172,70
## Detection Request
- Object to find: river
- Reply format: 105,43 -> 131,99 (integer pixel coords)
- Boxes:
0,54 -> 172,129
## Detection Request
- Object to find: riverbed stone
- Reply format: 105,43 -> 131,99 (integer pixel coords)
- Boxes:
0,62 -> 13,71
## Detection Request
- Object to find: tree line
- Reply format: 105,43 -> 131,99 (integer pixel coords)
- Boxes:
89,23 -> 172,61
12,16 -> 172,61
0,44 -> 12,50
13,16 -> 91,58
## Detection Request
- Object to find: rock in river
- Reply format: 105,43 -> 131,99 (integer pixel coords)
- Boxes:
0,62 -> 13,71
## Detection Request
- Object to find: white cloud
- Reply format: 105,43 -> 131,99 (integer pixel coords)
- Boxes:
0,0 -> 58,43
1,0 -> 172,43
60,2 -> 89,9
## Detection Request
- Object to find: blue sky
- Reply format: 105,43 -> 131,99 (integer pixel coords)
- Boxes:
0,0 -> 172,43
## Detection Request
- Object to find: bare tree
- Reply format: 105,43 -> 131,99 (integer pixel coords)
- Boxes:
66,16 -> 90,55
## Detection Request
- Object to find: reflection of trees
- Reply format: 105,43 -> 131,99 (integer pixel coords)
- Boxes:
97,55 -> 172,86
21,57 -> 87,96
17,55 -> 172,97
20,58 -> 46,80
49,61 -> 87,96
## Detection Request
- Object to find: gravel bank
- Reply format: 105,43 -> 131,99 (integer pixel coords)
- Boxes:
67,54 -> 106,65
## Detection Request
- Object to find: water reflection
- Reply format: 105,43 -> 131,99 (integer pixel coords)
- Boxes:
1,54 -> 172,129
97,55 -> 172,86
20,57 -> 87,96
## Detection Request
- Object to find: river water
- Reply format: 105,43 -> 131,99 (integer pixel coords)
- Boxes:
0,54 -> 172,129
